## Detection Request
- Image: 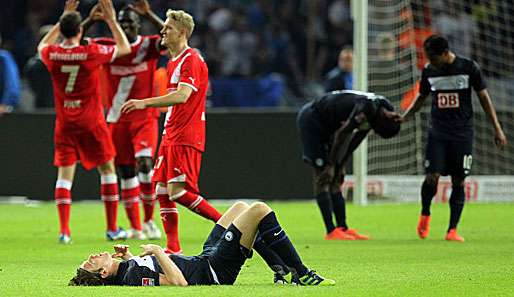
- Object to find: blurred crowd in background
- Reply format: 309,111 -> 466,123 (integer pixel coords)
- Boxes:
1,0 -> 513,113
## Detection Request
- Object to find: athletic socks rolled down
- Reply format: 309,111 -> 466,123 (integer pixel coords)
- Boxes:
258,212 -> 308,277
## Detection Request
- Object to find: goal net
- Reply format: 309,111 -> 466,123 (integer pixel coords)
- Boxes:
366,0 -> 514,176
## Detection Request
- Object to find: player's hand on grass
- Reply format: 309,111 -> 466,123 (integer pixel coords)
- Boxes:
121,99 -> 147,113
139,244 -> 163,256
129,0 -> 151,16
64,0 -> 79,13
112,244 -> 130,258
494,129 -> 507,150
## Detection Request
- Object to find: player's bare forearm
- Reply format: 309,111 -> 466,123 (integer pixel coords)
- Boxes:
146,10 -> 165,31
100,0 -> 131,57
402,94 -> 428,120
145,91 -> 189,108
478,89 -> 502,131
37,24 -> 60,53
339,130 -> 368,166
153,249 -> 188,286
328,123 -> 354,165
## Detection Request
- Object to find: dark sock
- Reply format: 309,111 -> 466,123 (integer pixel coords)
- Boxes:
253,235 -> 289,275
258,212 -> 308,276
448,184 -> 465,231
316,192 -> 335,233
331,191 -> 348,229
421,180 -> 437,216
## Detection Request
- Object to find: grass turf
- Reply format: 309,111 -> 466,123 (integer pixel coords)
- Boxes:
0,201 -> 513,297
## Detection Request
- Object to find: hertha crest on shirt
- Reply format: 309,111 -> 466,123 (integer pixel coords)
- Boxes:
142,278 -> 155,286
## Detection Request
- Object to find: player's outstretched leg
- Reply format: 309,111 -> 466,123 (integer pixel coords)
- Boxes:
445,176 -> 465,242
418,174 -> 439,239
233,202 -> 336,286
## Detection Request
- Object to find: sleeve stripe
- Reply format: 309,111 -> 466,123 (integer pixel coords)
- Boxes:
110,46 -> 118,63
179,82 -> 198,92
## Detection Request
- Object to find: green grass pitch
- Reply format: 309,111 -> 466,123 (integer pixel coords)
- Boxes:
1,201 -> 513,297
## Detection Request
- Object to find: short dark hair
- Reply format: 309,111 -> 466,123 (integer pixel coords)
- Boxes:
59,11 -> 82,39
423,34 -> 449,57
68,268 -> 112,286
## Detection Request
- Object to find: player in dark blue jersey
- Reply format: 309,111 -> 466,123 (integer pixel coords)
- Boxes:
69,201 -> 335,287
297,90 -> 401,241
398,35 -> 507,242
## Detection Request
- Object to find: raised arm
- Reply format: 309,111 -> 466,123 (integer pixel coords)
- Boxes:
81,4 -> 103,34
99,0 -> 131,58
37,0 -> 79,53
140,244 -> 188,286
129,0 -> 165,31
477,89 -> 507,149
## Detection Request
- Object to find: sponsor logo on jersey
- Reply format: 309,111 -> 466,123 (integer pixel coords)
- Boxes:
142,278 -> 155,286
63,100 -> 82,108
437,92 -> 460,109
428,75 -> 469,91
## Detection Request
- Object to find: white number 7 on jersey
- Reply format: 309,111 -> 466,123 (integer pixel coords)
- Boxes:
61,65 -> 80,93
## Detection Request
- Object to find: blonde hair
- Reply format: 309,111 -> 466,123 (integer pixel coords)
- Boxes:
166,9 -> 195,39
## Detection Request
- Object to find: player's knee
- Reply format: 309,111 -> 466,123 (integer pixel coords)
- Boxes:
167,183 -> 186,200
232,201 -> 250,212
425,173 -> 440,187
97,159 -> 116,175
136,157 -> 153,174
118,165 -> 136,179
249,202 -> 272,215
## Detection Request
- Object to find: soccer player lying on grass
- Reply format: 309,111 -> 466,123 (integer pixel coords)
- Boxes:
70,201 -> 336,286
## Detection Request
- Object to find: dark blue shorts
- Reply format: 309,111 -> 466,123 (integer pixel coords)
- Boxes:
425,132 -> 473,177
296,103 -> 331,169
202,225 -> 252,285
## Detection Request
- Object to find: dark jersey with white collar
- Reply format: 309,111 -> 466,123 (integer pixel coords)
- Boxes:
113,255 -> 215,286
419,56 -> 486,140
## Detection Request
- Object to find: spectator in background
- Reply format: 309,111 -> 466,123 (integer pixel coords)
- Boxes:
324,46 -> 353,92
24,25 -> 55,108
218,12 -> 257,77
0,34 -> 21,115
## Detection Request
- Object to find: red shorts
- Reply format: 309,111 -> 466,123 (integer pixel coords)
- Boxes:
109,119 -> 158,165
152,145 -> 202,193
54,123 -> 115,170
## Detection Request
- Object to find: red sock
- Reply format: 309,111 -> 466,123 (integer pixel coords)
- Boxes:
55,179 -> 72,236
157,185 -> 181,253
101,174 -> 119,232
173,191 -> 222,222
139,172 -> 155,222
121,177 -> 142,231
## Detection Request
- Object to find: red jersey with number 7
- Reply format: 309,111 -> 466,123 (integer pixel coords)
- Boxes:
41,42 -> 117,133
94,35 -> 161,123
162,47 -> 208,152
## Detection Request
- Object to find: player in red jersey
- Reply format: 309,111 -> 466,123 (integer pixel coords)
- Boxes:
82,0 -> 166,240
121,9 -> 222,254
38,0 -> 131,244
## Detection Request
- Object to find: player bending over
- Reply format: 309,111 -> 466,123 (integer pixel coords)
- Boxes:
397,35 -> 507,242
69,201 -> 335,286
297,90 -> 401,240
38,0 -> 131,243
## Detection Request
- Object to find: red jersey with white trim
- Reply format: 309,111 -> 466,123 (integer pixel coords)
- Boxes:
163,47 -> 208,152
94,35 -> 161,123
41,42 -> 116,133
